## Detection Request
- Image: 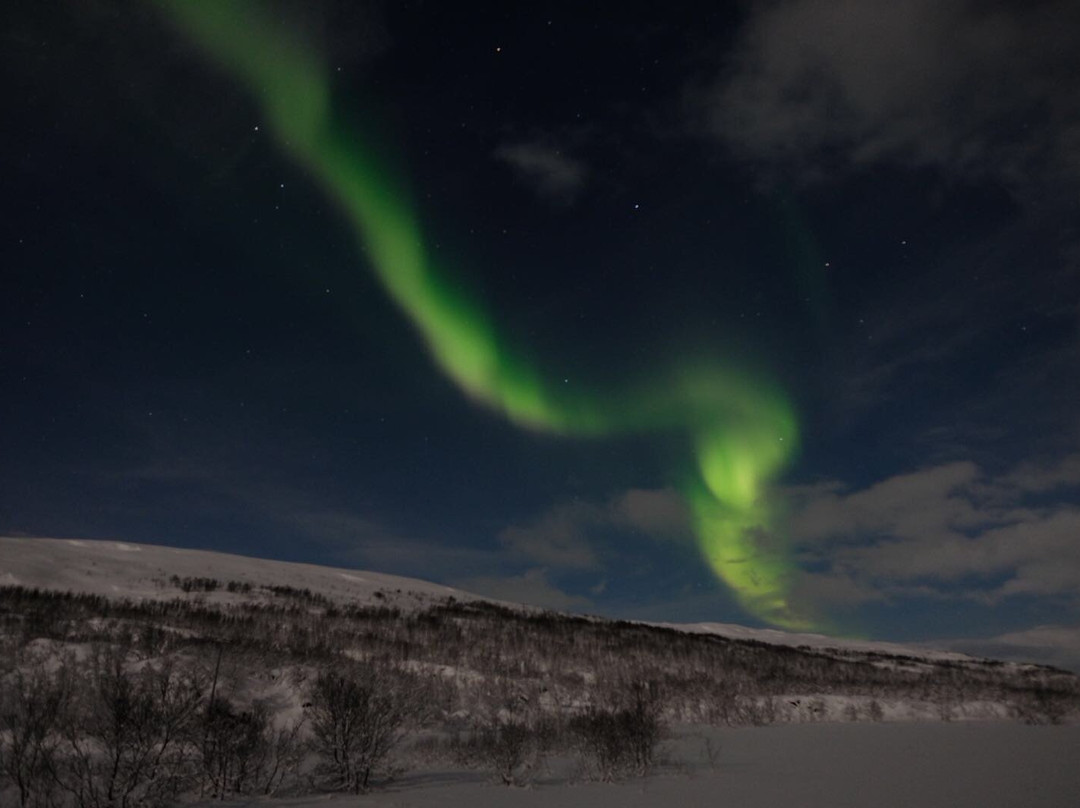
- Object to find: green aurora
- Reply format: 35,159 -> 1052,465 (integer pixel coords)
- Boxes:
157,1 -> 809,629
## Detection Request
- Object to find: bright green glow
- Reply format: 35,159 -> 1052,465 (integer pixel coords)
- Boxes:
157,2 -> 809,629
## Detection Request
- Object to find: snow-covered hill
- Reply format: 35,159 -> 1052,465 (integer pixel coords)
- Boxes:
0,535 -> 475,609
0,535 -> 994,666
4,536 -> 1077,808
665,621 -> 973,663
3,536 -> 1077,736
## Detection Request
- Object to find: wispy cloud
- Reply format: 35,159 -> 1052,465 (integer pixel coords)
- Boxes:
697,0 -> 1080,195
496,487 -> 693,569
787,455 -> 1080,607
937,624 -> 1080,673
282,508 -> 502,582
497,500 -> 600,569
494,140 -> 588,203
453,567 -> 593,612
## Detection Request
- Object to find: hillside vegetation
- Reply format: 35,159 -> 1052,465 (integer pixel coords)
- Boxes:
2,565 -> 1078,806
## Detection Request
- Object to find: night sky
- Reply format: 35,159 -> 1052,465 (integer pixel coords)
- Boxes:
3,1 -> 1079,667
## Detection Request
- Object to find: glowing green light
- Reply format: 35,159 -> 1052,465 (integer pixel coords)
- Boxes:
156,1 -> 809,629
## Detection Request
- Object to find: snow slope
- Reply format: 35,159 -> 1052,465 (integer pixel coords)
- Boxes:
0,536 -> 473,608
662,621 -> 974,663
0,536 -> 979,665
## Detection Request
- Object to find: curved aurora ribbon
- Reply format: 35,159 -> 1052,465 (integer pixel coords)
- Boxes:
157,1 -> 808,629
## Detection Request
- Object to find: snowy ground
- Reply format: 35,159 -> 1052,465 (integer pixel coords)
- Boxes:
193,722 -> 1080,808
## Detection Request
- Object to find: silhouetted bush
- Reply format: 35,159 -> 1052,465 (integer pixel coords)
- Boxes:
1009,687 -> 1071,725
55,649 -> 203,808
457,717 -> 536,785
0,660 -> 70,808
866,699 -> 885,721
570,680 -> 664,781
199,697 -> 270,797
306,664 -> 410,793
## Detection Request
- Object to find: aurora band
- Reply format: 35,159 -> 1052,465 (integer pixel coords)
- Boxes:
157,2 -> 808,630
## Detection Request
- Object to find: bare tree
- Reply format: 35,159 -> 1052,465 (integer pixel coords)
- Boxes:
197,690 -> 305,799
199,697 -> 268,798
451,681 -> 546,786
457,707 -> 538,785
1009,688 -> 1071,725
570,679 -> 664,781
257,717 -> 307,796
480,718 -> 534,786
307,664 -> 409,793
866,699 -> 885,721
57,649 -> 202,808
0,662 -> 70,808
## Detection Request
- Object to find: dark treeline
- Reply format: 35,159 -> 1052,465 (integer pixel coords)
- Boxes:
2,585 -> 1075,729
4,578 -> 1075,725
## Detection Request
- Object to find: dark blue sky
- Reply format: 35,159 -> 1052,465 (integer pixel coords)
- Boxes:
2,1 -> 1079,668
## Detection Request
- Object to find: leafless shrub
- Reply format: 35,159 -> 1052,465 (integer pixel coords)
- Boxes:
570,680 -> 664,781
259,717 -> 307,795
736,695 -> 779,726
1009,689 -> 1071,725
56,649 -> 202,808
459,717 -> 536,785
306,663 -> 410,793
703,679 -> 740,725
199,697 -> 269,798
450,681 -> 554,785
197,693 -> 306,798
866,699 -> 885,721
935,689 -> 956,722
0,661 -> 70,808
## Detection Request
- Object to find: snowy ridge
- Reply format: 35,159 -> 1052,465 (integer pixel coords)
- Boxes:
661,621 -> 974,663
0,536 -> 474,609
0,536 -> 975,665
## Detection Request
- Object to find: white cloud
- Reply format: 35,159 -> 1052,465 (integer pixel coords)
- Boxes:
1000,454 -> 1080,494
939,624 -> 1080,673
496,487 -> 692,570
787,455 -> 1080,607
498,502 -> 599,569
610,487 -> 693,540
494,140 -> 587,202
701,0 -> 1080,192
789,461 -> 985,546
286,508 -> 503,582
454,568 -> 593,612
